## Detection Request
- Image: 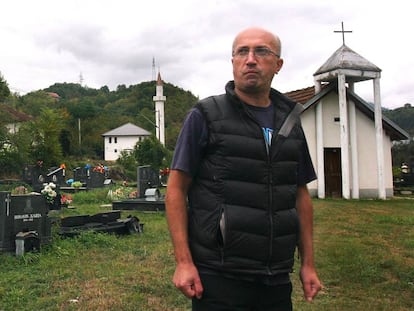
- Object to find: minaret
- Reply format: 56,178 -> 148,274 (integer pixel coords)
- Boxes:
152,71 -> 166,145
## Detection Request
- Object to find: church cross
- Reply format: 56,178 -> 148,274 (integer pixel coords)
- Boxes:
334,21 -> 352,45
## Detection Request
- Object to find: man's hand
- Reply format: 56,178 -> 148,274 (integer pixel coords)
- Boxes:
300,265 -> 322,302
173,262 -> 203,299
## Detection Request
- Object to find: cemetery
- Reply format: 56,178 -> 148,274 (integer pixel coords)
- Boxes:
22,162 -> 112,193
0,191 -> 51,254
0,163 -> 158,256
396,158 -> 414,187
111,165 -> 165,212
58,210 -> 143,238
0,187 -> 144,255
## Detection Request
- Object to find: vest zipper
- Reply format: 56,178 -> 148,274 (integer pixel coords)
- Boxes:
247,106 -> 274,275
264,130 -> 274,275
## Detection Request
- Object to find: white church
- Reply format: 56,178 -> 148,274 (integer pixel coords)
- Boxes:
288,26 -> 408,199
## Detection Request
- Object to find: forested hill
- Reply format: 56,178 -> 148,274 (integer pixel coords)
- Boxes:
17,81 -> 199,156
383,104 -> 414,137
6,78 -> 414,165
20,80 -> 414,145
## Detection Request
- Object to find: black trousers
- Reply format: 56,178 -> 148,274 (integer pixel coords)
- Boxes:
192,273 -> 293,311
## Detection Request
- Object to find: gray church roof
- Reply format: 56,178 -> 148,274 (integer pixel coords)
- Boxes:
102,122 -> 151,137
314,44 -> 381,79
298,84 -> 409,141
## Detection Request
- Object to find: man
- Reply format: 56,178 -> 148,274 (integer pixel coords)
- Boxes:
166,27 -> 321,310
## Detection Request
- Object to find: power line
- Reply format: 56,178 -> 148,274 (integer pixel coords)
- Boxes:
152,57 -> 156,81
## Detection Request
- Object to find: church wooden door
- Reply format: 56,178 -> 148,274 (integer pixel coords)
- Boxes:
324,148 -> 342,198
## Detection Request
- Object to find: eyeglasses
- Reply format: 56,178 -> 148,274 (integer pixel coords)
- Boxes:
233,47 -> 280,58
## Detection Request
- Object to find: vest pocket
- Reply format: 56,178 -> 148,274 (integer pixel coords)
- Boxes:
217,209 -> 225,247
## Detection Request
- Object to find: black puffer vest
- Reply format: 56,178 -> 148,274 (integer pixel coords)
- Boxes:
188,81 -> 304,276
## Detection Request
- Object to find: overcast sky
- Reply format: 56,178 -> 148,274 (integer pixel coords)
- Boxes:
1,0 -> 413,109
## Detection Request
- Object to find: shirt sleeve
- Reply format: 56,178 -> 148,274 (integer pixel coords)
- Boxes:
170,108 -> 208,177
297,128 -> 317,186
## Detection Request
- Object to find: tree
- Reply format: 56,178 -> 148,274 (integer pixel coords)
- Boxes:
384,105 -> 414,136
12,79 -> 197,160
17,91 -> 56,117
116,150 -> 138,180
0,124 -> 32,177
67,98 -> 98,119
133,136 -> 169,171
0,73 -> 10,102
28,108 -> 64,168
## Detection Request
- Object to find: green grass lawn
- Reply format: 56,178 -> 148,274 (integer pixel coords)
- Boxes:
0,194 -> 413,310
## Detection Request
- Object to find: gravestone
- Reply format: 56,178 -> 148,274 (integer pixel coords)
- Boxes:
0,192 -> 51,253
86,171 -> 106,188
73,167 -> 89,185
73,166 -> 107,189
21,164 -> 33,184
22,165 -> 46,193
46,167 -> 66,187
137,166 -> 160,198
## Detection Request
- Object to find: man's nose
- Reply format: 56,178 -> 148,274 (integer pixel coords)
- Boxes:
246,50 -> 257,63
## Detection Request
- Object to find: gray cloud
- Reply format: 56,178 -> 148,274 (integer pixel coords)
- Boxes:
1,0 -> 413,108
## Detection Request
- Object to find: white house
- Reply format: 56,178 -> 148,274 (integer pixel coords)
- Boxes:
0,103 -> 33,134
285,43 -> 409,199
102,123 -> 151,161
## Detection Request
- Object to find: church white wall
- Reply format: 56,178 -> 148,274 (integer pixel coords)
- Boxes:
301,105 -> 317,194
384,135 -> 394,197
354,108 -> 394,197
322,93 -> 341,148
301,93 -> 394,198
301,93 -> 342,196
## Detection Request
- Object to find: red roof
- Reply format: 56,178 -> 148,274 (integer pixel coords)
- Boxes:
284,86 -> 316,105
0,104 -> 33,122
47,92 -> 60,99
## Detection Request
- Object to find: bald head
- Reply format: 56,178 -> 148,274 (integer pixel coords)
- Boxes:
232,27 -> 282,57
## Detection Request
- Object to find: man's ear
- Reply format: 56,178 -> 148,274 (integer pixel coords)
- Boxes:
275,58 -> 284,74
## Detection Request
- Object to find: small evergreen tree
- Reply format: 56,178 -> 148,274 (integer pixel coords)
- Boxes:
116,150 -> 138,180
133,136 -> 169,171
28,108 -> 64,168
0,73 -> 10,102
